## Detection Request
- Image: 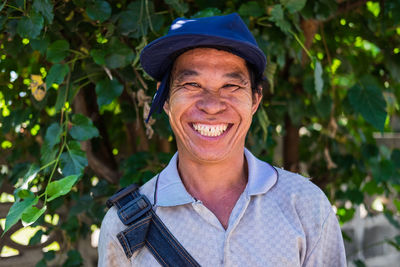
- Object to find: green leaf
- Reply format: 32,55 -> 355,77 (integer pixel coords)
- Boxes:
265,61 -> 277,93
105,50 -> 135,69
384,211 -> 400,229
41,142 -> 58,167
314,59 -> 323,98
104,39 -> 135,69
30,37 -> 50,54
63,250 -> 83,267
348,77 -> 387,131
394,199 -> 400,213
86,0 -> 112,23
391,149 -> 400,169
46,64 -> 70,88
55,85 -> 68,112
0,1 -> 7,12
69,114 -> 99,141
257,106 -> 270,141
3,196 -> 38,235
29,229 -> 44,245
191,8 -> 222,18
46,174 -> 80,201
269,4 -> 291,32
21,205 -> 47,225
362,180 -> 384,195
45,123 -> 63,147
95,79 -> 124,107
46,40 -> 70,63
15,164 -> 40,189
165,0 -> 189,14
17,12 -> 44,39
281,0 -> 307,13
90,49 -> 106,65
371,159 -> 395,183
353,259 -> 366,267
60,142 -> 88,176
17,189 -> 35,199
33,0 -> 54,23
238,1 -> 264,17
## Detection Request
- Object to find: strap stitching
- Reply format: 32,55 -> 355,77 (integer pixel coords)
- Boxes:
146,240 -> 169,267
151,215 -> 196,266
119,234 -> 132,258
123,216 -> 151,235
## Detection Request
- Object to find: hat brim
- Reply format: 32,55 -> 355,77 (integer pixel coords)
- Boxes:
140,34 -> 266,81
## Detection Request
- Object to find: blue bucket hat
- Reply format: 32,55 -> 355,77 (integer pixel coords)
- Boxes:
140,13 -> 266,121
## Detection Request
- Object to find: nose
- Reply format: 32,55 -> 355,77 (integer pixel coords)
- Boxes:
196,91 -> 227,115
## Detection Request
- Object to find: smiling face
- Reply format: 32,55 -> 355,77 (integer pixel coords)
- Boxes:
164,48 -> 262,164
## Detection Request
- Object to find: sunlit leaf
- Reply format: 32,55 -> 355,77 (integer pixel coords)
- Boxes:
3,196 -> 38,235
15,164 -> 40,189
69,114 -> 99,141
46,174 -> 80,201
22,205 -> 47,225
30,74 -> 47,101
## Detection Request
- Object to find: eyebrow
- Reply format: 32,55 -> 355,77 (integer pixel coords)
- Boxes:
223,71 -> 249,85
173,69 -> 199,84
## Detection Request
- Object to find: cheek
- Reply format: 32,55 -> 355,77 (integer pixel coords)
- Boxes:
166,94 -> 192,121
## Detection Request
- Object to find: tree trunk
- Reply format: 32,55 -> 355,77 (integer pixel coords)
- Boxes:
283,115 -> 300,172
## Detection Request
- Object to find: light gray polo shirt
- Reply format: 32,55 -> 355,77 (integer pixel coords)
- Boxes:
98,149 -> 346,266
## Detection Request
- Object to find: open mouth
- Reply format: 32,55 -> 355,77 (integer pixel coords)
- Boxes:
191,123 -> 231,137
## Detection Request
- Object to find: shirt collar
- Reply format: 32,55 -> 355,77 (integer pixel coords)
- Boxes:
155,148 -> 278,207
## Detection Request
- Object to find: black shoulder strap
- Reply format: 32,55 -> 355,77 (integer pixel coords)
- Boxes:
107,184 -> 201,267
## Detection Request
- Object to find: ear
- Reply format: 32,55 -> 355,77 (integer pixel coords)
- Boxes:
158,82 -> 171,115
163,100 -> 170,115
251,85 -> 263,115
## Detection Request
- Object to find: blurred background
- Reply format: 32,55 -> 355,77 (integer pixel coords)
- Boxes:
0,0 -> 399,266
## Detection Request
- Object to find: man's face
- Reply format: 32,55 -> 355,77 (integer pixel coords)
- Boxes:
164,48 -> 262,163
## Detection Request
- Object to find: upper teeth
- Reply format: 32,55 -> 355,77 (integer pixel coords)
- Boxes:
192,123 -> 228,137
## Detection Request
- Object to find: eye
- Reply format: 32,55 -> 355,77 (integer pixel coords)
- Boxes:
222,84 -> 241,91
184,82 -> 201,88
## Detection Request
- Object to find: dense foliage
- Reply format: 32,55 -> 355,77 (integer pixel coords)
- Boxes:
0,0 -> 399,265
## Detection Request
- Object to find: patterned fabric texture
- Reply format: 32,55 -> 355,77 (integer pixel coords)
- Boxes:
98,149 -> 346,267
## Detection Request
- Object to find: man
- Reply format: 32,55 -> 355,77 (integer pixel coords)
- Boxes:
99,13 -> 346,266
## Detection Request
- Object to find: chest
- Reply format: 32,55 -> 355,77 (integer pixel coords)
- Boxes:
130,197 -> 306,266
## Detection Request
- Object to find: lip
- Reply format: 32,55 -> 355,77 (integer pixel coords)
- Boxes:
189,122 -> 233,138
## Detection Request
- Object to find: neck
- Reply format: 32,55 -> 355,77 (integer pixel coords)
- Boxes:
177,149 -> 248,202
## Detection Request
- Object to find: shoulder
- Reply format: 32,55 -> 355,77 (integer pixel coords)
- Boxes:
269,167 -> 334,226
